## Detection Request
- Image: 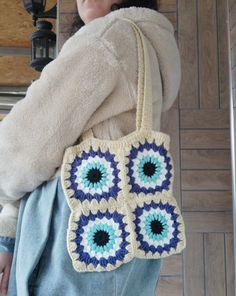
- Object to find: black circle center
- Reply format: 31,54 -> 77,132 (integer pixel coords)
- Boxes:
143,161 -> 156,177
87,168 -> 102,183
93,230 -> 109,246
151,219 -> 163,234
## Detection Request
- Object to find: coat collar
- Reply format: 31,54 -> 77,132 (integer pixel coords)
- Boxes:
72,7 -> 181,114
102,7 -> 174,33
75,7 -> 174,37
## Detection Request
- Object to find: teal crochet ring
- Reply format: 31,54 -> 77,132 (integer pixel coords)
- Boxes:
133,200 -> 182,255
67,147 -> 122,203
70,209 -> 131,269
126,139 -> 173,194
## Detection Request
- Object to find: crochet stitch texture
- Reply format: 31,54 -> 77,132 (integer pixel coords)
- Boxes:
61,18 -> 186,272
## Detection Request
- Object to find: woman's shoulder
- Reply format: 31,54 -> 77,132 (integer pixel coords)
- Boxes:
68,7 -> 174,58
71,12 -> 130,45
58,14 -> 135,66
74,7 -> 173,39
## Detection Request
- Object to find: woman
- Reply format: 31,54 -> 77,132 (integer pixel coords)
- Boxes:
0,0 -> 181,295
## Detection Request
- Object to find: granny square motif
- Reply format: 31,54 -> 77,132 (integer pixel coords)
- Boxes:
125,139 -> 173,194
61,18 -> 186,272
66,147 -> 122,203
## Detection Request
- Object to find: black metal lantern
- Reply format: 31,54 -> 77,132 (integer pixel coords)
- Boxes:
23,0 -> 46,15
23,0 -> 56,26
31,21 -> 56,72
22,0 -> 57,71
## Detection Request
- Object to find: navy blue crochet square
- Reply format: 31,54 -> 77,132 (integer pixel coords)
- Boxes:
126,139 -> 172,194
66,146 -> 121,202
133,200 -> 181,255
71,209 -> 130,268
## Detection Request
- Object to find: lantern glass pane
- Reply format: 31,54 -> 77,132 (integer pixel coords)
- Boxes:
35,38 -> 47,58
31,40 -> 36,60
48,39 -> 55,59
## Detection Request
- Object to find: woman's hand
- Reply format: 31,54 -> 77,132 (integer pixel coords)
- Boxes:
0,252 -> 13,295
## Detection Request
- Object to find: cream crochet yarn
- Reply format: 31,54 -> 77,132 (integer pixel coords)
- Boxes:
61,18 -> 186,272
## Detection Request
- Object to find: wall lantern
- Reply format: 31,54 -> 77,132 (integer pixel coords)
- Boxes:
31,21 -> 56,72
22,0 -> 57,72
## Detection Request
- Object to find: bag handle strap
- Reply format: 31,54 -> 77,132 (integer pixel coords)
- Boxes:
120,17 -> 153,132
81,17 -> 153,141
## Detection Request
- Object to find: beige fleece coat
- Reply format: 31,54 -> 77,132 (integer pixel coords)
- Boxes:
0,7 -> 181,238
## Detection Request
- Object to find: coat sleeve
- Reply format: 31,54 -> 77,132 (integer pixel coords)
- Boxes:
0,35 -> 120,203
0,200 -> 20,240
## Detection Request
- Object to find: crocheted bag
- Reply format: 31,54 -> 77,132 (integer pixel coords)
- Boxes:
61,17 -> 186,272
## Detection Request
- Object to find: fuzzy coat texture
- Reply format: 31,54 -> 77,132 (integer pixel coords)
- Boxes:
0,7 -> 181,239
